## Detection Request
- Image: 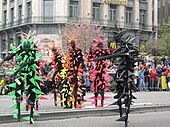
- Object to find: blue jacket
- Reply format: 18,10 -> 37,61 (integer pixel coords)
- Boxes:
138,69 -> 145,79
156,68 -> 163,77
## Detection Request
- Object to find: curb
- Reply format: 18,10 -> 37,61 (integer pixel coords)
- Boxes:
0,105 -> 170,124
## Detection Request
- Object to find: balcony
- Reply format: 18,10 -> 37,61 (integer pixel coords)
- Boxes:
0,16 -> 155,32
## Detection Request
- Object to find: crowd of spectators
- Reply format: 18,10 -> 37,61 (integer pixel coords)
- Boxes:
0,60 -> 54,95
1,55 -> 170,95
134,55 -> 170,91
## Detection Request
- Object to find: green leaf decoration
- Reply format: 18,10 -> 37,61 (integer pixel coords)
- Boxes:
28,38 -> 33,43
25,65 -> 29,70
21,35 -> 25,43
10,103 -> 17,109
29,52 -> 33,56
34,82 -> 41,90
29,71 -> 33,76
33,63 -> 38,69
34,75 -> 42,81
31,66 -> 36,72
17,90 -> 21,95
27,94 -> 30,99
35,53 -> 40,59
9,95 -> 16,99
34,57 -> 40,62
33,113 -> 40,117
36,95 -> 40,100
13,114 -> 18,119
25,84 -> 30,90
6,71 -> 14,75
30,78 -> 35,85
21,76 -> 25,80
13,109 -> 19,114
32,88 -> 44,95
23,55 -> 28,62
8,91 -> 15,96
21,73 -> 28,77
30,44 -> 34,50
31,118 -> 34,124
20,104 -> 25,109
10,103 -> 25,109
11,49 -> 17,54
7,83 -> 16,88
22,116 -> 30,121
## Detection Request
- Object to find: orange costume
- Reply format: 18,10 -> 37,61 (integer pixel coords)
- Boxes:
65,33 -> 86,108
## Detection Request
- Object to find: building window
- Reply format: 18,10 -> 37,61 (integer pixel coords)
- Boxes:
44,0 -> 53,17
1,39 -> 6,52
69,0 -> 78,18
11,8 -> 14,26
27,2 -> 31,18
140,10 -> 146,28
93,3 -> 100,20
18,5 -> 22,22
3,11 -> 7,28
3,0 -> 7,4
126,7 -> 132,24
110,5 -> 116,22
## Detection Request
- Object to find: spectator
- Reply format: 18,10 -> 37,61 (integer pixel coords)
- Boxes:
161,55 -> 166,65
162,67 -> 170,90
163,66 -> 170,77
83,67 -> 91,92
156,64 -> 163,91
149,66 -> 158,91
165,59 -> 170,66
154,57 -> 158,67
134,66 -> 139,89
138,66 -> 145,91
0,75 -> 9,95
167,73 -> 170,90
144,65 -> 150,91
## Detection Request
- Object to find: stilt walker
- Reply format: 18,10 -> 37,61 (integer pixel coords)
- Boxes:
88,35 -> 111,107
65,33 -> 86,108
48,41 -> 66,107
1,31 -> 43,124
95,25 -> 139,126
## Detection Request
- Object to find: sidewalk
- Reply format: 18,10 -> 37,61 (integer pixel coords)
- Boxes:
0,91 -> 170,124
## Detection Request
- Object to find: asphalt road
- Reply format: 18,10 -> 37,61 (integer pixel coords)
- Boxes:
0,111 -> 170,127
1,91 -> 170,115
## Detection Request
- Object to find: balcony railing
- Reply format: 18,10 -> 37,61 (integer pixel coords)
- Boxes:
0,16 -> 155,32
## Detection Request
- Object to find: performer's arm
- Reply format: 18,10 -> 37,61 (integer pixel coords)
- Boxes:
0,53 -> 17,66
0,47 -> 21,66
14,59 -> 35,75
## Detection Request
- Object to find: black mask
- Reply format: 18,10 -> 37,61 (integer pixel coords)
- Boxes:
97,42 -> 103,48
24,43 -> 30,52
70,41 -> 76,49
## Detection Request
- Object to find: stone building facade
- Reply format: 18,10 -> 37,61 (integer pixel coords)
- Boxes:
0,0 -> 156,59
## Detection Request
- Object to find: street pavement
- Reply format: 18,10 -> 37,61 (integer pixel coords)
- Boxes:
0,91 -> 170,124
1,111 -> 170,127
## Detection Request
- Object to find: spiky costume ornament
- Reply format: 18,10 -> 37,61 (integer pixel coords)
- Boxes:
48,41 -> 62,106
65,33 -> 86,108
4,32 -> 43,124
88,35 -> 111,107
95,25 -> 139,127
48,41 -> 72,108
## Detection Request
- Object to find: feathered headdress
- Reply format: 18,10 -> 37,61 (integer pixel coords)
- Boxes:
93,34 -> 107,44
48,41 -> 60,52
66,33 -> 77,43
